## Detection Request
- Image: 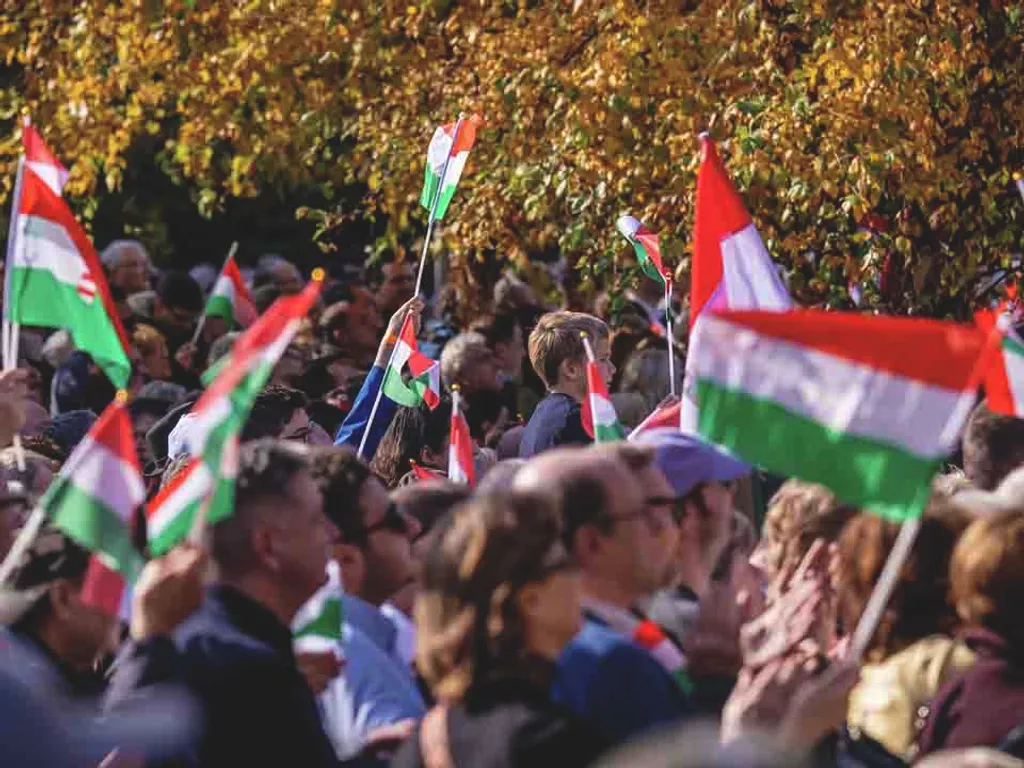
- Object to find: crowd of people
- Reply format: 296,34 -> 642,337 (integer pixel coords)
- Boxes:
1,238 -> 1024,767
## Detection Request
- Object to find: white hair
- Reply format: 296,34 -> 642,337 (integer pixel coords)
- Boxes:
100,239 -> 151,272
439,332 -> 489,388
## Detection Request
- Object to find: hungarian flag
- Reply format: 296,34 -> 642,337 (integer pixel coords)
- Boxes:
419,115 -> 482,222
205,250 -> 257,329
448,394 -> 475,486
293,560 -> 345,656
43,397 -> 145,617
681,134 -> 792,430
147,275 -> 324,555
23,121 -> 69,195
581,360 -> 625,443
409,460 -> 443,482
7,165 -> 131,387
977,306 -> 1024,417
629,400 -> 683,440
381,315 -> 441,409
691,309 -> 988,521
617,215 -> 670,287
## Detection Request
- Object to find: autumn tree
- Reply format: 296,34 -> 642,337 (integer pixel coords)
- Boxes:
3,0 -> 1024,316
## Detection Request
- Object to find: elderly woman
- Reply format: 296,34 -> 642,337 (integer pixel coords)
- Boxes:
393,491 -> 606,768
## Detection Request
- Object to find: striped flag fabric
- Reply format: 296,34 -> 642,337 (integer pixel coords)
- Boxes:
629,400 -> 683,441
409,461 -> 444,482
43,396 -> 145,617
293,560 -> 345,656
617,215 -> 670,287
419,115 -> 482,222
581,360 -> 625,443
681,134 -> 792,431
205,250 -> 257,329
381,315 -> 441,409
7,163 -> 131,387
978,307 -> 1024,418
691,309 -> 988,521
448,390 -> 475,486
146,275 -> 324,555
23,121 -> 69,195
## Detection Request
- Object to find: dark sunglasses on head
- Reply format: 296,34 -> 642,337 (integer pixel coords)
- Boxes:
358,501 -> 409,538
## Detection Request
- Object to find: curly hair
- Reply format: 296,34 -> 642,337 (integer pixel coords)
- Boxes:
308,446 -> 373,543
415,490 -> 564,702
836,498 -> 971,661
370,398 -> 452,489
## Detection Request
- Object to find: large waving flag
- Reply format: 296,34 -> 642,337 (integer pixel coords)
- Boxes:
617,215 -> 670,288
43,395 -> 145,617
381,315 -> 441,409
7,165 -> 131,386
448,388 -> 475,486
682,134 -> 792,430
419,115 -> 482,222
204,248 -> 257,329
691,309 -> 987,521
147,274 -> 324,555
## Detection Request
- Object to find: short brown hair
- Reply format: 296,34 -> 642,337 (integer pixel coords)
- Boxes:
415,491 -> 564,701
527,311 -> 609,388
837,499 -> 971,661
952,509 -> 1024,649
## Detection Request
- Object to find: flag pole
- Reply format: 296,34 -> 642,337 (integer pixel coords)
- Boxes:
192,241 -> 238,346
1015,172 -> 1024,205
3,125 -> 28,372
0,503 -> 45,587
413,115 -> 465,299
356,341 -> 400,461
849,328 -> 997,659
665,279 -> 676,397
448,384 -> 461,483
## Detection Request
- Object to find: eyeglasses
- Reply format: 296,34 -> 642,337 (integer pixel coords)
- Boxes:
357,502 -> 409,538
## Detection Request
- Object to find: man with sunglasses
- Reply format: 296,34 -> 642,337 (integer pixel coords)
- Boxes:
514,444 -> 694,746
308,447 -> 426,752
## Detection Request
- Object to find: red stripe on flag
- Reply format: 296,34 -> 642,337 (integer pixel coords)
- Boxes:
450,410 -> 476,486
976,309 -> 1017,415
80,557 -> 126,617
444,115 -> 482,155
18,169 -> 131,354
22,123 -> 66,171
87,401 -> 142,472
691,136 -> 754,328
712,308 -> 988,391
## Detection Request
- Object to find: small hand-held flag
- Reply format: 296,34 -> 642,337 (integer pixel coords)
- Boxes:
448,386 -> 475,486
580,332 -> 625,443
381,315 -> 441,409
293,559 -> 345,656
617,214 -> 676,395
194,242 -> 257,342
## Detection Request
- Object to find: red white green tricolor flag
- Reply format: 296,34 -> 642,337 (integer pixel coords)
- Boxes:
977,305 -> 1024,418
448,389 -> 475,486
382,315 -> 441,409
691,309 -> 988,521
205,248 -> 257,329
681,134 -> 792,431
6,136 -> 131,387
617,215 -> 670,288
43,397 -> 145,617
419,115 -> 482,222
293,560 -> 345,656
146,275 -> 324,555
581,337 -> 625,443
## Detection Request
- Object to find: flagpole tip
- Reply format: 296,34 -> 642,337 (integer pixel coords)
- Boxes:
115,389 -> 129,404
580,331 -> 590,340
1015,172 -> 1023,182
450,383 -> 461,393
698,131 -> 710,142
311,268 -> 326,282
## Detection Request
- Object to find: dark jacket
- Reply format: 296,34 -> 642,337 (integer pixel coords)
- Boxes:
519,393 -> 590,458
919,628 -> 1024,757
391,678 -> 606,768
105,585 -> 340,767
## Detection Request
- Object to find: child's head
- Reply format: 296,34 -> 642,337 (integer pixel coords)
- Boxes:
528,311 -> 611,391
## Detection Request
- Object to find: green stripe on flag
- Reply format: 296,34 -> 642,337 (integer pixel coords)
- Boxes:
695,380 -> 936,521
595,422 -> 626,442
294,596 -> 343,642
420,168 -> 440,213
382,366 -> 426,407
205,294 -> 235,323
47,482 -> 144,582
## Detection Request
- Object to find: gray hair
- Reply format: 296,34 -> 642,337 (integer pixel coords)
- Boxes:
619,347 -> 684,412
440,332 -> 490,388
100,239 -> 151,272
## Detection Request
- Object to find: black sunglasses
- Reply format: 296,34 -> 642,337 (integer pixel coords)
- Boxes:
358,502 -> 409,538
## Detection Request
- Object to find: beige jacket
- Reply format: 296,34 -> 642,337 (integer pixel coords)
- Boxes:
846,634 -> 975,761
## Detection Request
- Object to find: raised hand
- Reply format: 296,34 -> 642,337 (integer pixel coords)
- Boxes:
130,543 -> 207,641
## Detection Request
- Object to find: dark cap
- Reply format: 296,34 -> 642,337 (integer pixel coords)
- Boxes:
0,523 -> 91,626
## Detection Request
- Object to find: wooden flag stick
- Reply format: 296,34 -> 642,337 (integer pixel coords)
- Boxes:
665,280 -> 676,397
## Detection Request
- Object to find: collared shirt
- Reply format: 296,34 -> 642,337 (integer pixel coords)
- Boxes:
106,585 -> 340,767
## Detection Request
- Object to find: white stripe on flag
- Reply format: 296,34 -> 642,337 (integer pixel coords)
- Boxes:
147,462 -> 214,540
65,436 -> 145,518
695,315 -> 964,458
719,224 -> 792,310
14,215 -> 90,288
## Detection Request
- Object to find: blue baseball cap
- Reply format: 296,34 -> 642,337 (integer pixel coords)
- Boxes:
635,428 -> 750,498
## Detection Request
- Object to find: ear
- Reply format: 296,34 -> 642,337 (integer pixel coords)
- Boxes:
572,526 -> 604,565
516,582 -> 542,619
333,542 -> 365,594
250,525 -> 279,571
560,358 -> 583,384
48,579 -> 77,620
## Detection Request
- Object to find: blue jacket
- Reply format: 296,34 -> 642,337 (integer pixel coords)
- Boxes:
552,620 -> 692,746
519,392 -> 590,458
334,366 -> 397,460
105,586 -> 340,767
